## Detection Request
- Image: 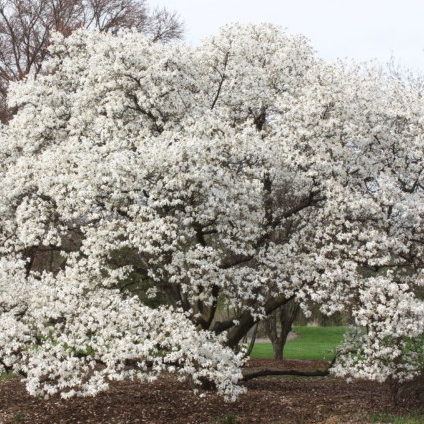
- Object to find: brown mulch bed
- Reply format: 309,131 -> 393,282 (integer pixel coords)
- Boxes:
0,359 -> 422,424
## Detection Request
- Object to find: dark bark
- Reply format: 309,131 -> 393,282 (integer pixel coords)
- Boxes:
242,367 -> 329,381
264,298 -> 299,359
243,356 -> 338,381
225,295 -> 296,349
244,322 -> 259,357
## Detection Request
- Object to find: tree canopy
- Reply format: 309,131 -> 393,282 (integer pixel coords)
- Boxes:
0,24 -> 423,400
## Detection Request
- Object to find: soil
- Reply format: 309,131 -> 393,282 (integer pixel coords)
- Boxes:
0,359 -> 422,424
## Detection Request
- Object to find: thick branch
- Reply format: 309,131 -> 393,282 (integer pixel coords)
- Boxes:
242,367 -> 329,381
219,294 -> 296,348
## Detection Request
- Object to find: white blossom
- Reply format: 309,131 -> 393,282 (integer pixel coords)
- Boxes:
0,24 -> 423,399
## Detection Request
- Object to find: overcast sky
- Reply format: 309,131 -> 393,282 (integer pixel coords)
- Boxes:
149,0 -> 424,71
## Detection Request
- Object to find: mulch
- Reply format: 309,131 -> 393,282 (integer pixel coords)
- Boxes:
0,359 -> 422,424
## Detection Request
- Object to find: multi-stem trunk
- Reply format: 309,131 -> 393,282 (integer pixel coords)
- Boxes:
264,298 -> 299,359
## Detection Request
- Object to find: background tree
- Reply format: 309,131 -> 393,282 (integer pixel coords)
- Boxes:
0,0 -> 183,122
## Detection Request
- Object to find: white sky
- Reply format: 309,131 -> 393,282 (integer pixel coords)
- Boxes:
149,0 -> 424,72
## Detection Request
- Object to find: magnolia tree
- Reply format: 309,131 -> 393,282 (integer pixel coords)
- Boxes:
0,24 -> 423,400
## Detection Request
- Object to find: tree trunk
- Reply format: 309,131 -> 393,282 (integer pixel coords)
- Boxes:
264,298 -> 299,359
244,322 -> 259,357
272,341 -> 283,359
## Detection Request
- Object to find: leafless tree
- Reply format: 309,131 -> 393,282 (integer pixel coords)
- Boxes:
0,0 -> 183,122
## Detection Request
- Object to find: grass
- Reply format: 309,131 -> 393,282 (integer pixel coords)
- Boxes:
13,411 -> 26,423
250,326 -> 347,360
0,372 -> 14,382
370,412 -> 424,423
209,412 -> 238,424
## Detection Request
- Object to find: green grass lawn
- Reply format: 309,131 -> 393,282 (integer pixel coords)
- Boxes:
370,412 -> 424,424
0,372 -> 14,382
250,326 -> 347,360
